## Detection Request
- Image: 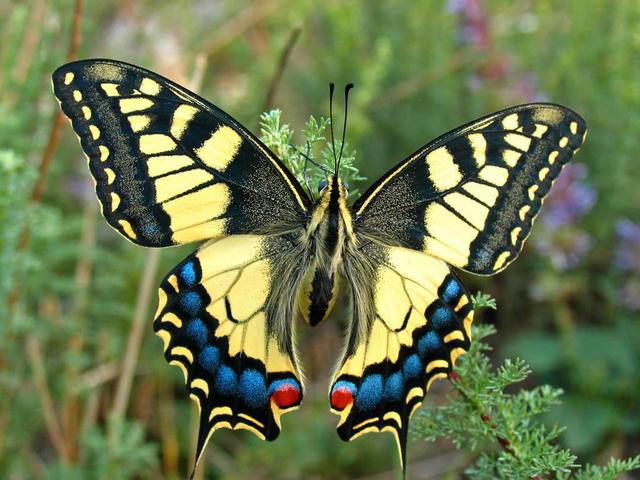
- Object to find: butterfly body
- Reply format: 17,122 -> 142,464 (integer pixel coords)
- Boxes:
52,59 -> 586,475
299,175 -> 353,326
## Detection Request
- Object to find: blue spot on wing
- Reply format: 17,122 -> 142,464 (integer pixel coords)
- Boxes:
383,372 -> 403,401
269,378 -> 301,395
214,365 -> 237,395
199,345 -> 219,371
141,223 -> 160,236
181,261 -> 197,287
331,380 -> 357,396
181,292 -> 202,316
418,331 -> 442,357
355,374 -> 383,412
442,277 -> 461,304
239,369 -> 268,408
403,354 -> 422,379
187,318 -> 208,347
430,305 -> 453,328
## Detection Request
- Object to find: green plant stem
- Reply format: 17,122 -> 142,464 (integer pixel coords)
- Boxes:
449,371 -> 517,457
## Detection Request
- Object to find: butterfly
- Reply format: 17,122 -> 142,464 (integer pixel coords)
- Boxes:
52,59 -> 586,476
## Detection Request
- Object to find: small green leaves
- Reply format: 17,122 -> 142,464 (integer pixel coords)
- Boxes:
259,109 -> 365,199
471,291 -> 497,311
411,294 -> 640,479
559,456 -> 640,480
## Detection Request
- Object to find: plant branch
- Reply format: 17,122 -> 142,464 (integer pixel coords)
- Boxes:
27,0 -> 83,207
111,249 -> 161,422
449,369 -> 518,458
202,0 -> 283,59
26,336 -> 70,462
261,23 -> 303,114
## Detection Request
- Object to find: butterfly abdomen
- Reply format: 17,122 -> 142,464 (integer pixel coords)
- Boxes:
299,264 -> 341,326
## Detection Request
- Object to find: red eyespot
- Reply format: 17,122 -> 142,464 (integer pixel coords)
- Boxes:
272,383 -> 301,408
330,387 -> 354,411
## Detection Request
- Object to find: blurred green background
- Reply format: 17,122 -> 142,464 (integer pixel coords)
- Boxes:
1,0 -> 639,478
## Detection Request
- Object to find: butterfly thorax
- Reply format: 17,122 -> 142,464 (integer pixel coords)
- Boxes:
298,176 -> 354,326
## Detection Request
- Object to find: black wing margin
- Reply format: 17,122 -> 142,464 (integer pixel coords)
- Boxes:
353,104 -> 586,274
53,59 -> 310,246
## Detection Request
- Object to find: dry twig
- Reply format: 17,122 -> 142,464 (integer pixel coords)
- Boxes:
261,24 -> 303,114
26,336 -> 70,461
202,0 -> 283,59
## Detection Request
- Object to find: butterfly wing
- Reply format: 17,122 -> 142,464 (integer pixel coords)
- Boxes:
331,244 -> 472,468
154,234 -> 305,468
52,59 -> 310,246
352,104 -> 587,274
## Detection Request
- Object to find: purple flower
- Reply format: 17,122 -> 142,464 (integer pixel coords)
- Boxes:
540,164 -> 597,229
532,164 -> 596,271
614,220 -> 640,274
447,0 -> 543,102
509,73 -> 548,103
619,278 -> 640,311
534,230 -> 592,271
448,0 -> 490,49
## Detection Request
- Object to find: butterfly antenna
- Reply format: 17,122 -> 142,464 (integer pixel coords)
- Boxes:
301,141 -> 314,198
295,146 -> 332,175
337,83 -> 354,172
329,82 -> 338,173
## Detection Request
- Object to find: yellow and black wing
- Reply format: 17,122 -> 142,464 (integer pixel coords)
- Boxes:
331,244 -> 472,468
154,234 -> 304,470
52,59 -> 310,246
352,104 -> 586,274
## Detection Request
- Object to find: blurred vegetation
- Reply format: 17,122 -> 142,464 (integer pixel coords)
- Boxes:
1,0 -> 639,478
413,303 -> 640,479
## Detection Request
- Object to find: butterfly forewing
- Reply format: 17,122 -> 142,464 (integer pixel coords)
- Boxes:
52,59 -> 310,247
353,104 -> 587,274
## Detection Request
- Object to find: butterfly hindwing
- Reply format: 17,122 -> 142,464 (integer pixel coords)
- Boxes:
353,104 -> 587,274
331,244 -> 473,467
52,60 -> 310,246
153,234 -> 304,467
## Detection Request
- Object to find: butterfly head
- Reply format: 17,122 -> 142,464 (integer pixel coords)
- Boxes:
318,176 -> 349,196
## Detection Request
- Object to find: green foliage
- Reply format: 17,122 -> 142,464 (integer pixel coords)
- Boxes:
560,456 -> 640,480
259,109 -> 366,198
0,150 -> 34,322
45,416 -> 159,480
471,291 -> 498,311
412,295 -> 639,479
503,315 -> 640,453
